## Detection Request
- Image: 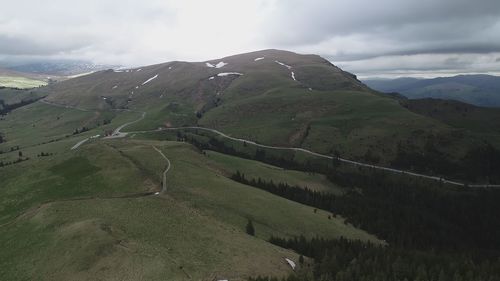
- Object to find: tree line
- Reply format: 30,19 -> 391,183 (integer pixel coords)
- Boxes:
0,96 -> 42,116
231,170 -> 500,256
249,236 -> 500,281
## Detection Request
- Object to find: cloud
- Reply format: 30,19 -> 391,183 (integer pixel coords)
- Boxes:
0,0 -> 499,77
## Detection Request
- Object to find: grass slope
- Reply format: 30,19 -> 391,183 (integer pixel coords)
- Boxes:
0,76 -> 47,89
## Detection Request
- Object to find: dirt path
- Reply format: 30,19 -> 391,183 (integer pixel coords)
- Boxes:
152,146 -> 171,194
71,138 -> 89,150
151,126 -> 500,188
105,111 -> 146,139
40,100 -> 499,188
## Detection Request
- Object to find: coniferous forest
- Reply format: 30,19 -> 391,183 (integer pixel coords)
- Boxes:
230,170 -> 500,280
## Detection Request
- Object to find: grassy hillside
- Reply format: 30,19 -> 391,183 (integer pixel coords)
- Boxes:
37,50 -> 500,179
0,76 -> 47,88
0,139 -> 379,280
0,68 -> 51,89
0,95 -> 380,280
2,49 -> 500,280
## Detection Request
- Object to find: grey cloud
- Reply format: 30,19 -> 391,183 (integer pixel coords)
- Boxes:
0,35 -> 90,56
0,0 -> 499,77
264,0 -> 500,45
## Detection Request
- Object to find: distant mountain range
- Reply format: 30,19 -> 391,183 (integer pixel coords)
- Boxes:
0,59 -> 117,76
363,74 -> 500,107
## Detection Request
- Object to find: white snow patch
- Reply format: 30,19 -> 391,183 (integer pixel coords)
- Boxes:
217,72 -> 243,77
208,76 -> 215,80
136,68 -> 142,72
275,60 -> 292,69
206,62 -> 215,68
142,74 -> 158,85
291,72 -> 297,81
135,86 -> 139,89
308,88 -> 313,91
154,192 -> 160,195
168,66 -> 172,70
215,61 -> 227,68
102,97 -> 107,100
254,57 -> 265,61
285,258 -> 296,270
112,85 -> 118,89
113,70 -> 124,73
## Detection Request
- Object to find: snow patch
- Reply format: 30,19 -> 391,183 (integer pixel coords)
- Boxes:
113,70 -> 124,73
168,66 -> 173,70
308,88 -> 313,91
154,192 -> 160,195
217,72 -> 243,77
208,76 -> 215,80
275,60 -> 292,69
136,68 -> 142,72
285,258 -> 296,270
291,72 -> 296,81
135,86 -> 139,89
215,61 -> 227,68
112,85 -> 118,89
206,61 -> 227,68
142,74 -> 158,85
254,57 -> 265,61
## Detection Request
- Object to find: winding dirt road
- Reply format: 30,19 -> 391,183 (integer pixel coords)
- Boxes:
52,101 -> 499,188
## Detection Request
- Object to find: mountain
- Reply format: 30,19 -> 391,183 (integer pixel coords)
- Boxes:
363,74 -> 500,107
39,50 -> 500,182
2,49 -> 500,280
1,59 -> 116,76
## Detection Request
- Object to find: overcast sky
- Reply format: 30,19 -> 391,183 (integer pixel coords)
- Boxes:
1,0 -> 500,78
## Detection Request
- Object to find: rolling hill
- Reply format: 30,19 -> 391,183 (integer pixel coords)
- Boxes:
363,74 -> 500,107
2,49 -> 500,280
0,67 -> 49,89
39,50 -> 500,182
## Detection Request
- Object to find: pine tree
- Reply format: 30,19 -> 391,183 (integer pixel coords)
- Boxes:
246,219 -> 255,236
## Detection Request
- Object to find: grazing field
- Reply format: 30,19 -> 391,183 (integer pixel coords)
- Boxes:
0,118 -> 380,281
143,141 -> 379,242
0,76 -> 47,89
0,196 -> 299,281
204,150 -> 343,194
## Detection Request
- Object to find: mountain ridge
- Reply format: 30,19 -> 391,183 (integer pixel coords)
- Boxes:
363,74 -> 500,107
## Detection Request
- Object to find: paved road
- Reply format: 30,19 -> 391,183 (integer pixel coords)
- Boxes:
152,146 -> 171,194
